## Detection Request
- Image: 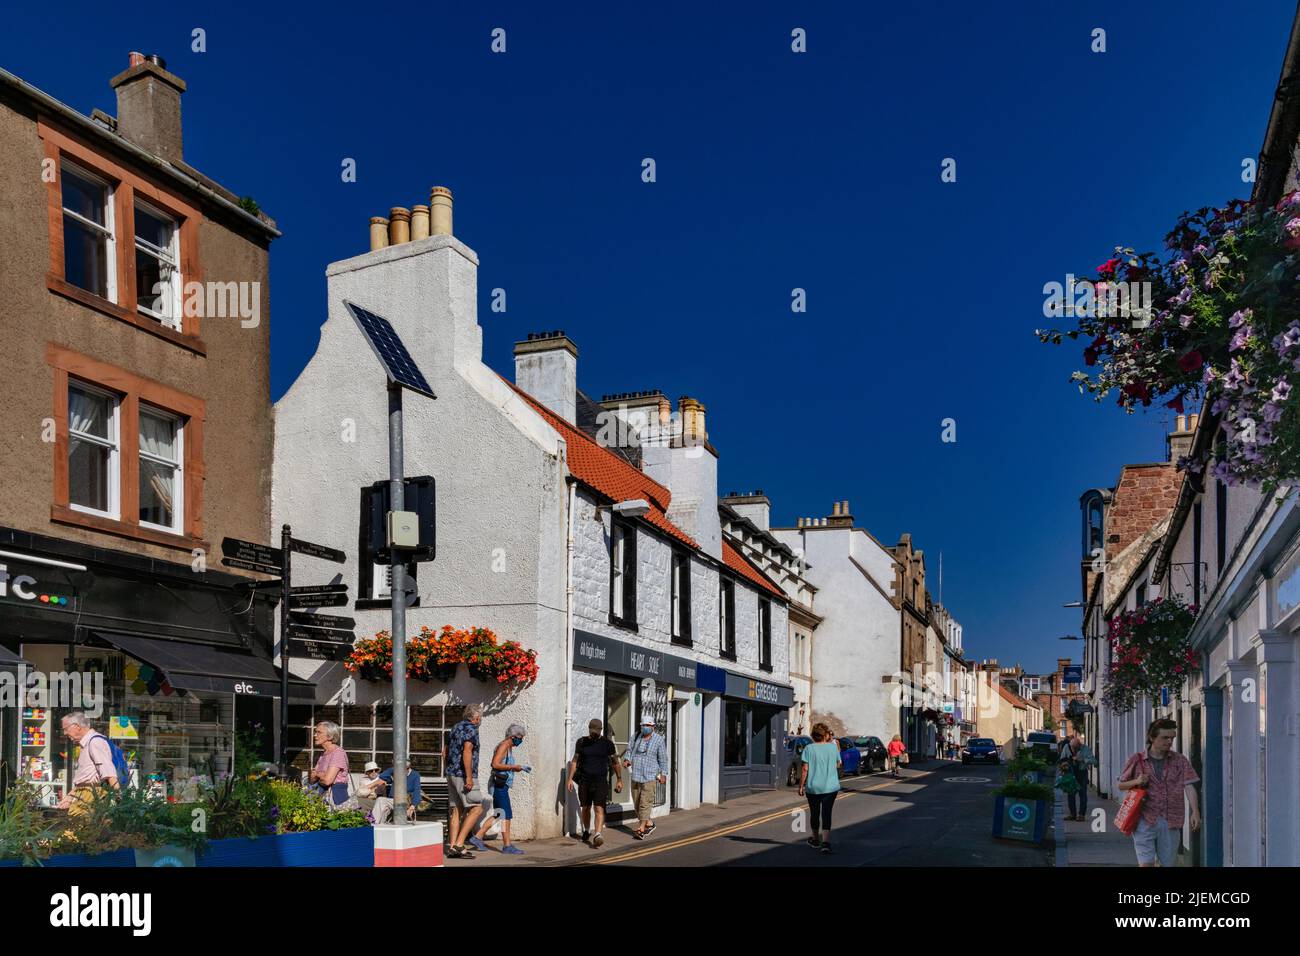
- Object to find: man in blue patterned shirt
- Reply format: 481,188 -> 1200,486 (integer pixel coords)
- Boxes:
446,704 -> 483,859
622,718 -> 668,840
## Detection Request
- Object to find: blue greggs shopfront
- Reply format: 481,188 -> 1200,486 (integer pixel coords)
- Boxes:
696,664 -> 794,801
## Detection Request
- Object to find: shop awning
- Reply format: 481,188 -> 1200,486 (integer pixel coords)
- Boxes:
0,646 -> 30,669
91,631 -> 315,700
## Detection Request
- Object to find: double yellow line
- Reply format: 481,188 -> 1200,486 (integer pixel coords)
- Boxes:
581,769 -> 933,865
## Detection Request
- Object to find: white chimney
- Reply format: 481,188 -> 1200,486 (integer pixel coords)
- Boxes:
722,490 -> 771,531
642,396 -> 721,560
514,332 -> 578,423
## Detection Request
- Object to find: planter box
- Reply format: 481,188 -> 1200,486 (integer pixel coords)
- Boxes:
196,827 -> 373,867
0,849 -> 136,868
1,828 -> 373,868
992,795 -> 1048,844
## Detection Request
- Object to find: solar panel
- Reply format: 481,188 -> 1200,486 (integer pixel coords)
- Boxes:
344,301 -> 436,399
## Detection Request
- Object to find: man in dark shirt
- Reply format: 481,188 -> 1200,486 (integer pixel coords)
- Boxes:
566,718 -> 622,847
446,704 -> 483,859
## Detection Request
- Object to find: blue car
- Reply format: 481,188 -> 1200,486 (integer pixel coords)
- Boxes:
836,737 -> 863,775
962,737 -> 1001,765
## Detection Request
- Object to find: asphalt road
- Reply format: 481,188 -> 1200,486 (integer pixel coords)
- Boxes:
588,760 -> 1053,867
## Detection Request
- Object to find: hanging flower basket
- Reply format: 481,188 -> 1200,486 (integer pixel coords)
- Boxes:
1038,192 -> 1300,493
344,626 -> 539,688
1101,596 -> 1198,714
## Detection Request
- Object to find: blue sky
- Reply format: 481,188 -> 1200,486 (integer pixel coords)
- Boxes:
4,1 -> 1295,672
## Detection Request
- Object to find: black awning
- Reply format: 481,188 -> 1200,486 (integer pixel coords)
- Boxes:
91,631 -> 315,700
0,646 -> 29,669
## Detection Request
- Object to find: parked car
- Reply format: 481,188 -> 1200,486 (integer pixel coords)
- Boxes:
1025,730 -> 1059,760
784,735 -> 813,786
836,737 -> 863,775
962,737 -> 1001,765
852,736 -> 888,773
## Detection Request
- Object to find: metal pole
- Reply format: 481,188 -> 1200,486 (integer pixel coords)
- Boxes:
389,384 -> 410,825
279,523 -> 291,775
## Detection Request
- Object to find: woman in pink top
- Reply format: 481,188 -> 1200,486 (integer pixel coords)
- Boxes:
310,721 -> 351,806
1117,718 -> 1201,867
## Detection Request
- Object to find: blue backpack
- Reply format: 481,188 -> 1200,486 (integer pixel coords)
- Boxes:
86,732 -> 132,789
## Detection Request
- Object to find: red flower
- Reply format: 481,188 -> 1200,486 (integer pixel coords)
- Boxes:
1178,351 -> 1203,373
1084,347 -> 1098,366
1097,258 -> 1120,278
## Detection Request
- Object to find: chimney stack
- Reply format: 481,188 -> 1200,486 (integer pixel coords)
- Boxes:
410,204 -> 430,241
388,207 -> 411,246
110,52 -> 185,162
514,331 -> 578,424
722,490 -> 771,531
369,217 -> 390,251
679,397 -> 707,446
1167,411 -> 1197,462
827,499 -> 854,528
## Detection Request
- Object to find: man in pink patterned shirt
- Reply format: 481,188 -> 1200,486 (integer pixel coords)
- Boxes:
1117,718 -> 1201,867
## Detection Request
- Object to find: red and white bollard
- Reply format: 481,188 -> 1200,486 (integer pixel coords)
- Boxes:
374,822 -> 443,867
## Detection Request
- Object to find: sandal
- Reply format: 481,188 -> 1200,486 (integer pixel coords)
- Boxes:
821,843 -> 833,854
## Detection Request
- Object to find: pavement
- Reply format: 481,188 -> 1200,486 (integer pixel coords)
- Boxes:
1053,786 -> 1191,867
447,757 -> 1053,867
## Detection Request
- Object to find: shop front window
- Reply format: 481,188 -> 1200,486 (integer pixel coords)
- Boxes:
724,700 -> 748,766
750,706 -> 772,766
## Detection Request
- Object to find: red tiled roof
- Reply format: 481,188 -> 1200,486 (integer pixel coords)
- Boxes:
722,539 -> 787,600
506,379 -> 698,549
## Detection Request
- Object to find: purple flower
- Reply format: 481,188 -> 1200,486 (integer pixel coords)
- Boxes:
1286,217 -> 1300,237
1263,402 -> 1285,423
1229,308 -> 1252,329
1193,244 -> 1208,256
1230,326 -> 1253,351
1273,380 -> 1292,403
1169,287 -> 1193,307
1283,323 -> 1300,351
1179,313 -> 1194,328
1211,395 -> 1231,415
1211,460 -> 1231,482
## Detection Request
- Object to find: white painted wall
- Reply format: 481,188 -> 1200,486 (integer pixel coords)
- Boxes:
772,525 -> 900,737
272,235 -> 570,839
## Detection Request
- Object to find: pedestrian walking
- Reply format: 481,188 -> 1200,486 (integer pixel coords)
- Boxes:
57,712 -> 120,819
469,723 -> 530,855
623,718 -> 668,840
1116,718 -> 1201,867
446,703 -> 485,859
886,734 -> 907,777
309,721 -> 351,807
1060,735 -> 1094,821
798,723 -> 841,854
566,718 -> 622,847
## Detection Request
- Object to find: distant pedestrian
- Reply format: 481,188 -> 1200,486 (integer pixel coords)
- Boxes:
446,703 -> 485,859
623,718 -> 668,840
377,761 -> 422,823
798,723 -> 841,854
566,718 -> 622,847
1117,718 -> 1201,867
887,734 -> 907,777
469,723 -> 530,855
1060,735 -> 1094,822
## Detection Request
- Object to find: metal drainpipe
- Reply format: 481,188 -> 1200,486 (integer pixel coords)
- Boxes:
561,443 -> 575,835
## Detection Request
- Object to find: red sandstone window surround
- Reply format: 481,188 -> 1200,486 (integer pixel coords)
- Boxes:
38,119 -> 205,353
47,343 -> 206,552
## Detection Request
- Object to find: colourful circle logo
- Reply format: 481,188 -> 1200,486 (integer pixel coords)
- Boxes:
1008,802 -> 1031,823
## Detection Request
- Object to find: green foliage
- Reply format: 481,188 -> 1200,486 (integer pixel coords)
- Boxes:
68,786 -> 208,857
268,781 -> 369,832
0,784 -> 62,865
994,780 -> 1054,801
237,195 -> 261,216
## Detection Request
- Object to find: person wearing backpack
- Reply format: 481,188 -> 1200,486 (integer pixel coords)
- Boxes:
57,711 -> 122,819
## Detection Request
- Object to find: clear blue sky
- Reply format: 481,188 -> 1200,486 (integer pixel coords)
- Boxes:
4,1 -> 1294,673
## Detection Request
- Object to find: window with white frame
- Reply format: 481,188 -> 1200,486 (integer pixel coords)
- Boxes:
68,382 -> 120,519
61,163 -> 116,302
138,406 -> 183,532
134,201 -> 182,328
758,599 -> 772,670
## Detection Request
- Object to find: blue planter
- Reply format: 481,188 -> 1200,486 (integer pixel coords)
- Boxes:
1,828 -> 373,868
0,849 -> 136,868
992,795 -> 1048,844
197,827 -> 373,867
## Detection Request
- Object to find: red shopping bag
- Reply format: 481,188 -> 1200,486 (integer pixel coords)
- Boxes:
1114,755 -> 1149,836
